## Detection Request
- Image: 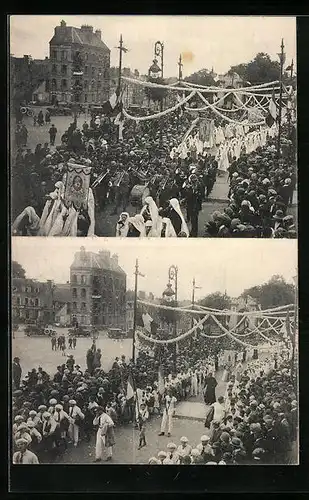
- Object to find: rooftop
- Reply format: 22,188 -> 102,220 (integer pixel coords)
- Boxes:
71,248 -> 126,275
49,22 -> 110,52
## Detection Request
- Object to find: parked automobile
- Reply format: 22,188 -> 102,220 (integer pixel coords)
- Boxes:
107,328 -> 125,339
25,324 -> 47,337
68,326 -> 91,337
47,105 -> 72,116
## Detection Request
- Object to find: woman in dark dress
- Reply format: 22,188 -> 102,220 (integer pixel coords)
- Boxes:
203,372 -> 218,405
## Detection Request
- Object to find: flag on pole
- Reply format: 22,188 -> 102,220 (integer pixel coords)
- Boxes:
285,64 -> 293,72
265,88 -> 277,127
126,372 -> 135,401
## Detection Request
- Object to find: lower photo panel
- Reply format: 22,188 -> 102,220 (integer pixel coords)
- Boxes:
11,237 -> 298,465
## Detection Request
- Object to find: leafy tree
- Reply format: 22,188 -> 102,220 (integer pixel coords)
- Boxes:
184,69 -> 216,87
144,77 -> 168,103
242,275 -> 296,309
229,52 -> 281,85
199,291 -> 232,310
12,261 -> 26,279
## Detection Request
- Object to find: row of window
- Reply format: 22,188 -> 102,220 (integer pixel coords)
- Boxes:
14,297 -> 40,306
51,65 -> 109,78
12,286 -> 40,293
13,309 -> 39,319
51,49 -> 109,65
72,288 -> 86,299
71,274 -> 125,290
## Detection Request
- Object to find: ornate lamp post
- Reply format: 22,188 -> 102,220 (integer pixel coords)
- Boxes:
168,265 -> 178,373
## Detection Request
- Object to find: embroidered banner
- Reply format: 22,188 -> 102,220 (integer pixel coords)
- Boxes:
64,163 -> 92,210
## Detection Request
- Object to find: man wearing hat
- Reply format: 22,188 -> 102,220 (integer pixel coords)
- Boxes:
68,399 -> 85,447
196,435 -> 213,458
53,404 -> 70,446
42,412 -> 57,452
157,450 -> 167,464
158,389 -> 177,437
14,423 -> 32,446
27,421 -> 42,454
13,438 -> 39,464
177,436 -> 192,460
165,442 -> 180,464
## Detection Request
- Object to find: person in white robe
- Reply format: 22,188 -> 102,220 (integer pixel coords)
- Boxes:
140,196 -> 160,233
169,198 -> 189,236
93,407 -> 115,462
115,212 -> 130,237
127,214 -> 146,237
158,217 -> 177,237
12,206 -> 41,236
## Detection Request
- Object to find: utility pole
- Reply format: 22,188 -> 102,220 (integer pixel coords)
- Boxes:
132,259 -> 144,363
277,38 -> 285,159
117,34 -> 124,92
178,54 -> 183,82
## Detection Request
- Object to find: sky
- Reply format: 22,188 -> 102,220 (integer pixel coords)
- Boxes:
9,15 -> 296,77
12,238 -> 297,301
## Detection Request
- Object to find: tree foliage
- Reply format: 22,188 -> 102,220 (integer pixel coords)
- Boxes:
228,52 -> 281,85
12,261 -> 26,279
242,275 -> 296,309
198,291 -> 232,310
144,77 -> 168,102
184,69 -> 216,87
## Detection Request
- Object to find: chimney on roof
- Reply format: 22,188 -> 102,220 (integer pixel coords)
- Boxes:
60,20 -> 66,27
81,25 -> 94,33
95,29 -> 102,39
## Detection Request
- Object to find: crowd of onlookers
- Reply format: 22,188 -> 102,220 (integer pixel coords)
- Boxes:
148,355 -> 298,465
204,129 -> 296,238
12,334 -> 297,465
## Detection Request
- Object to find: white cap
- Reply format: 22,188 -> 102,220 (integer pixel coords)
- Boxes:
180,436 -> 189,443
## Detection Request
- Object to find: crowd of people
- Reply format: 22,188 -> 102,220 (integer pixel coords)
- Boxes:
204,136 -> 296,238
12,106 -> 298,238
147,354 -> 297,465
12,332 -> 297,465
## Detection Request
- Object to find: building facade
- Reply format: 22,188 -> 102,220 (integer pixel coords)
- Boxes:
109,66 -> 148,108
48,20 -> 110,105
10,55 -> 50,110
53,283 -> 71,326
12,278 -> 55,324
70,247 -> 126,328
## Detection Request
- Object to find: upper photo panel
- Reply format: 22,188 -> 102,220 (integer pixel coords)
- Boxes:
10,16 -> 297,238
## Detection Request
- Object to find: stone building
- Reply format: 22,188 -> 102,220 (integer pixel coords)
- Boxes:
12,278 -> 55,324
10,54 -> 50,109
70,247 -> 126,328
48,20 -> 110,105
53,283 -> 71,326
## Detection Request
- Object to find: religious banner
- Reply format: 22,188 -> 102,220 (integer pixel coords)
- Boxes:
64,163 -> 92,210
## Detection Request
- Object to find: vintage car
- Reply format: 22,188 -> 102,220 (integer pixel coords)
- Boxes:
68,326 -> 91,337
25,324 -> 47,337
